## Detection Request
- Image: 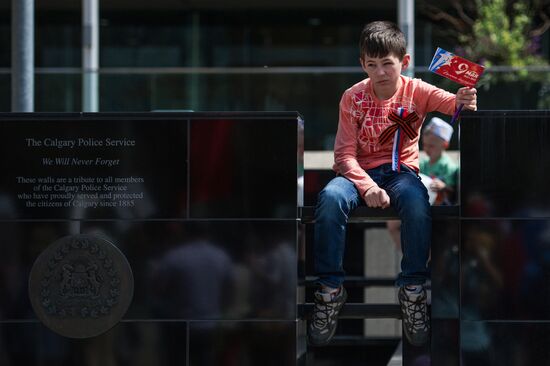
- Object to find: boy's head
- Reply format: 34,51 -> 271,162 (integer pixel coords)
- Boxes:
359,21 -> 410,99
359,21 -> 406,61
422,117 -> 453,158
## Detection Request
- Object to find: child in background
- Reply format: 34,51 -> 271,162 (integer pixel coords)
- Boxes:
387,117 -> 458,249
420,117 -> 458,205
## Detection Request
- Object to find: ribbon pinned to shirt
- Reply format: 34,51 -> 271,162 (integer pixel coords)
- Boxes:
378,109 -> 419,172
378,110 -> 419,146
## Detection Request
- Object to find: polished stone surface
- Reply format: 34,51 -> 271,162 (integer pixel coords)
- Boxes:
461,219 -> 550,321
431,220 -> 460,320
403,319 -> 459,366
0,220 -> 298,321
458,111 -> 550,366
0,112 -> 303,364
189,321 -> 297,366
0,113 -> 303,220
0,321 -> 188,366
0,117 -> 188,220
28,234 -> 134,338
461,111 -> 550,218
189,118 -> 302,218
0,321 -> 302,366
461,321 -> 550,366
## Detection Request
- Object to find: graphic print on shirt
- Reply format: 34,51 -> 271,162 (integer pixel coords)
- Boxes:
351,90 -> 419,153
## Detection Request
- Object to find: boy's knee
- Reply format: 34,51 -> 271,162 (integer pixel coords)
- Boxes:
400,197 -> 430,220
319,184 -> 345,202
396,187 -> 430,217
318,178 -> 354,204
398,182 -> 429,207
316,179 -> 357,216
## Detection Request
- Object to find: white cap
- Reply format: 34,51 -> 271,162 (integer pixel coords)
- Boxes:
424,117 -> 453,142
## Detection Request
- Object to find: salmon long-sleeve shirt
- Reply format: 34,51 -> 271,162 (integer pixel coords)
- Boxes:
333,75 -> 456,197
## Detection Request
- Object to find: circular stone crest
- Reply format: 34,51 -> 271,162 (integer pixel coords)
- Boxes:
28,234 -> 134,338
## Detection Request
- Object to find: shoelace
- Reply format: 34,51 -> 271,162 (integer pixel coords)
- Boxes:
312,300 -> 338,330
402,294 -> 428,333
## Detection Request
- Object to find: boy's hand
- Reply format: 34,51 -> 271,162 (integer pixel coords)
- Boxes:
364,186 -> 390,209
456,87 -> 477,111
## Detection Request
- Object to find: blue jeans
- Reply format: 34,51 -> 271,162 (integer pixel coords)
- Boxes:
314,163 -> 431,288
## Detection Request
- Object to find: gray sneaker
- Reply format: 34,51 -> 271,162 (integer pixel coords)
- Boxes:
399,286 -> 430,346
307,286 -> 347,347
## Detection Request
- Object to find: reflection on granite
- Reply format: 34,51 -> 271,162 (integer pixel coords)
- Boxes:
0,113 -> 303,364
189,321 -> 296,366
0,220 -> 298,321
0,320 -> 299,366
0,321 -> 187,366
458,111 -> 550,366
461,111 -> 550,218
0,221 -> 72,321
189,118 -> 300,218
432,319 -> 459,366
402,320 -> 459,366
431,220 -> 460,319
461,220 -> 550,321
461,321 -> 550,366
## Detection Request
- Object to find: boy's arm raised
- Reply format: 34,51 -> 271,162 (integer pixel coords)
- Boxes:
417,80 -> 457,116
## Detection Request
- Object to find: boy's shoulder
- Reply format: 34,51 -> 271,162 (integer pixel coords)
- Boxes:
344,77 -> 370,95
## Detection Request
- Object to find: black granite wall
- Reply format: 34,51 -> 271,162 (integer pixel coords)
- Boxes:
0,112 -> 305,366
458,111 -> 550,365
3,110 -> 548,366
405,111 -> 550,365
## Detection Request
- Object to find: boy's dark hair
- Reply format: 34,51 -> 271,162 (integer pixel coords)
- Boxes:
359,21 -> 406,60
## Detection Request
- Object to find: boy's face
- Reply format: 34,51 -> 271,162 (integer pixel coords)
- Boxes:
360,53 -> 410,99
422,132 -> 447,160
